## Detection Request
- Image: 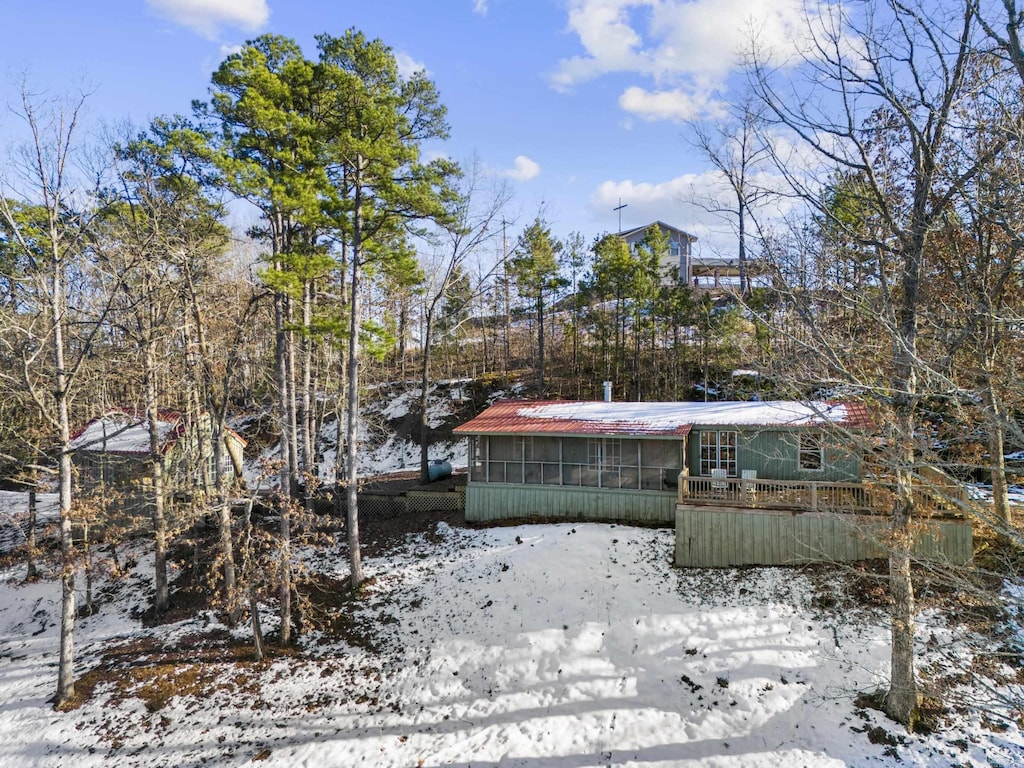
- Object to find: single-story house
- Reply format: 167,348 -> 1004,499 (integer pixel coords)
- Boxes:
70,410 -> 246,515
453,399 -> 972,567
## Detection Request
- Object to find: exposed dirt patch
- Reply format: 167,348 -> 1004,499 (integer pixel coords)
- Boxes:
66,630 -> 276,714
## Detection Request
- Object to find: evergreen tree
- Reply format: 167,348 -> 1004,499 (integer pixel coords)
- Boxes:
509,218 -> 565,396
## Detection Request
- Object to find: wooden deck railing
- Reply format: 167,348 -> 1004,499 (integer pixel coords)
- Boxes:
678,475 -> 876,513
677,473 -> 967,517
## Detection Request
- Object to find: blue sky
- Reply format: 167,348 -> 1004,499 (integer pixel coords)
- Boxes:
1,0 -> 818,256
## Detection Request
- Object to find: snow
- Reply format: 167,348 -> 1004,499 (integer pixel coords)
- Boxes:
0,522 -> 1020,767
69,415 -> 177,455
0,492 -> 59,524
967,483 -> 1024,507
0,492 -> 60,553
517,400 -> 850,429
242,385 -> 470,488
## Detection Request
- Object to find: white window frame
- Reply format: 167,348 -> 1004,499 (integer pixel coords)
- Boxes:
699,430 -> 737,476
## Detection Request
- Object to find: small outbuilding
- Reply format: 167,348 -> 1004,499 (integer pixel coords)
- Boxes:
70,410 -> 246,515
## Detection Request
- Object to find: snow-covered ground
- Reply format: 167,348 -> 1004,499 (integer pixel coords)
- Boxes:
0,522 -> 1021,767
240,383 -> 470,490
0,492 -> 59,553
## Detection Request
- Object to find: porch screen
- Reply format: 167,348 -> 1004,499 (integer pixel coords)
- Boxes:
699,430 -> 737,476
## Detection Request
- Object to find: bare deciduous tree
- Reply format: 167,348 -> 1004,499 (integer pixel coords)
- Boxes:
0,84 -> 97,706
749,0 -> 1006,729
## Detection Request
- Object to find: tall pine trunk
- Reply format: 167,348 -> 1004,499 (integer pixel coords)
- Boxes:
273,241 -> 293,644
344,165 -> 366,589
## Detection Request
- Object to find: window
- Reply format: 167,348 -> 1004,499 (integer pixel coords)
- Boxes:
699,431 -> 737,476
206,449 -> 218,484
799,433 -> 824,471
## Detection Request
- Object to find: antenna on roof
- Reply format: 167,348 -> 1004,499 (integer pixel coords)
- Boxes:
613,198 -> 628,233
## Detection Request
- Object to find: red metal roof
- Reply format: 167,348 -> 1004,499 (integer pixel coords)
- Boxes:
453,399 -> 873,437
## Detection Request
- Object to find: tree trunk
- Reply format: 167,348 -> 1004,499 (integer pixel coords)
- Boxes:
279,506 -> 292,645
250,585 -> 265,662
737,193 -> 748,298
287,299 -> 300,498
144,341 -> 169,615
886,463 -> 919,728
242,499 -> 264,661
25,487 -> 37,581
273,253 -> 293,645
55,266 -> 76,707
502,273 -> 510,379
420,308 -> 435,483
183,268 -> 238,615
301,278 -> 315,508
537,292 -> 546,396
885,225 -> 924,728
344,164 -> 366,589
83,522 -> 94,617
982,382 -> 1011,542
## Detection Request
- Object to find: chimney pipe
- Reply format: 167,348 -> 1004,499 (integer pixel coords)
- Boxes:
603,381 -> 612,402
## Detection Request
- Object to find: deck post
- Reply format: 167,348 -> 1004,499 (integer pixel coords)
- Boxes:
678,467 -> 689,503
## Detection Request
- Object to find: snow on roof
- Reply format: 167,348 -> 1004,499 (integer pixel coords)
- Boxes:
70,413 -> 182,455
71,411 -> 247,455
454,399 -> 871,436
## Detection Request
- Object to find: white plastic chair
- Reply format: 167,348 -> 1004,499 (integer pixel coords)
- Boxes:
741,469 -> 758,504
710,467 -> 728,496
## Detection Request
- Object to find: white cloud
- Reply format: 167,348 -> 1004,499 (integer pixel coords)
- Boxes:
501,155 -> 541,181
588,168 -> 796,255
473,0 -> 489,16
148,0 -> 269,39
619,86 -> 722,121
219,43 -> 244,59
553,0 -> 838,121
395,52 -> 429,80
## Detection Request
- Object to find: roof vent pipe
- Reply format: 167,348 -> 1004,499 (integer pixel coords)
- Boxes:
603,381 -> 612,402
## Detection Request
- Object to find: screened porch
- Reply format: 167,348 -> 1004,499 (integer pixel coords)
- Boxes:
469,434 -> 684,491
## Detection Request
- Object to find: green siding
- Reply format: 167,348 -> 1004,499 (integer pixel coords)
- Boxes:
465,483 -> 677,524
675,507 -> 973,567
688,428 -> 861,482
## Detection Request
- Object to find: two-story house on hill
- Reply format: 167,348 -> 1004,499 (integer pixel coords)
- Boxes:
617,221 -> 696,284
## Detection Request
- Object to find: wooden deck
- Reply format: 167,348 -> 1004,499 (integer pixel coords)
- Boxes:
677,474 -> 967,517
675,473 -> 974,567
679,475 -> 876,514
